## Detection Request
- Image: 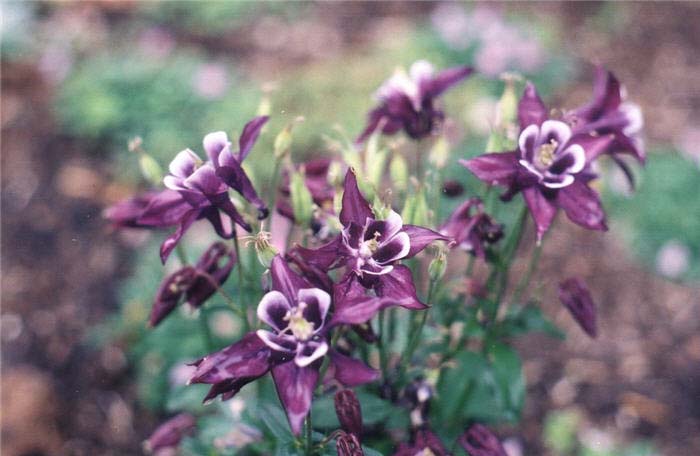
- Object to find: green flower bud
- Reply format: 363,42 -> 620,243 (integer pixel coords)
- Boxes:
290,169 -> 314,227
252,231 -> 278,269
486,73 -> 521,153
138,153 -> 163,186
274,117 -> 304,160
428,136 -> 450,169
428,249 -> 447,282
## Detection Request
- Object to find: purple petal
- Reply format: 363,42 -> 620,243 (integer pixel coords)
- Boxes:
257,290 -> 292,331
334,389 -> 363,437
295,340 -> 328,367
373,231 -> 410,264
518,124 -> 539,161
356,107 -> 386,144
402,225 -> 451,258
203,193 -> 250,233
420,65 -> 473,99
184,164 -> 227,195
375,265 -> 427,310
150,267 -> 197,326
160,209 -> 200,264
549,144 -> 586,175
558,277 -> 598,338
270,255 -> 312,303
168,149 -> 200,178
238,115 -> 269,161
459,152 -> 520,186
570,66 -> 622,125
572,133 -> 616,163
256,330 -> 297,354
329,350 -> 379,387
458,423 -> 508,456
364,210 -> 403,243
202,131 -> 231,165
189,332 -> 271,385
339,169 -> 373,227
215,160 -> 269,220
144,413 -> 196,454
186,242 -> 236,308
298,288 -> 331,328
555,180 -> 607,232
330,275 -> 392,326
136,189 -> 192,227
522,188 -> 557,242
518,82 -> 548,129
271,362 -> 319,435
288,236 -> 343,270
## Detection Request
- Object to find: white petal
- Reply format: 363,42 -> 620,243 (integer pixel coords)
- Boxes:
561,144 -> 586,174
519,159 -> 544,179
518,124 -> 540,160
297,288 -> 331,322
203,131 -> 231,163
542,174 -> 574,189
256,329 -> 295,353
257,290 -> 291,331
294,341 -> 328,367
540,120 -> 572,149
169,149 -> 200,178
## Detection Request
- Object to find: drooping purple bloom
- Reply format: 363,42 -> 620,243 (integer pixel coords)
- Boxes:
105,117 -> 269,264
189,255 -> 378,435
149,242 -> 236,326
291,169 -> 449,316
566,65 -> 645,164
460,83 -> 613,241
143,413 -> 196,454
558,277 -> 598,338
357,60 -> 473,142
393,428 -> 449,456
440,197 -> 504,258
457,423 -> 508,456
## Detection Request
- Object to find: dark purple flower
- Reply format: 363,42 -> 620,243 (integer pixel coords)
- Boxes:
190,255 -> 377,435
457,423 -> 508,456
335,389 -> 363,438
149,242 -> 235,326
558,277 -> 598,338
566,66 -> 644,164
103,191 -> 163,228
440,198 -> 503,258
460,83 -> 613,241
337,432 -> 364,456
143,413 -> 196,454
394,428 -> 449,456
357,60 -> 473,142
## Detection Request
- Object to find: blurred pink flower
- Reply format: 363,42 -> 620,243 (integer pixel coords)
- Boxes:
193,63 -> 230,100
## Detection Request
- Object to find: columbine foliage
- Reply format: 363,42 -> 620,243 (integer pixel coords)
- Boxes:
107,59 -> 645,455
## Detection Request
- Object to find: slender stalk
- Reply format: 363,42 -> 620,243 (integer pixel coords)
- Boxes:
511,241 -> 543,306
231,235 -> 250,332
175,243 -> 189,266
197,272 -> 246,319
399,279 -> 436,378
198,307 -> 215,352
305,412 -> 314,456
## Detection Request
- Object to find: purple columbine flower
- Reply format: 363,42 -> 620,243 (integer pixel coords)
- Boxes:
357,60 -> 473,142
566,66 -> 645,167
105,117 -> 269,263
188,255 -> 378,435
440,197 -> 504,258
290,169 -> 450,315
143,413 -> 196,455
457,423 -> 508,456
150,242 -> 236,326
558,277 -> 598,338
460,83 -> 614,241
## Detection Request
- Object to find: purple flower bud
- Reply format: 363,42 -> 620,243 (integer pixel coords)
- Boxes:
337,432 -> 364,456
440,198 -> 503,258
458,423 -> 508,456
394,429 -> 448,456
558,277 -> 598,338
150,266 -> 198,327
334,389 -> 363,438
143,413 -> 196,454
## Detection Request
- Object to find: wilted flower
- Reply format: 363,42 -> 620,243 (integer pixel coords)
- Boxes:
440,198 -> 503,258
558,277 -> 597,338
150,242 -> 235,326
458,423 -> 508,456
461,83 -> 614,240
357,60 -> 472,142
143,413 -> 196,455
189,256 -> 378,435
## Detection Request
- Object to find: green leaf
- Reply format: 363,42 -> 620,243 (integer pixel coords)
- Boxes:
500,305 -> 565,339
259,404 -> 294,444
488,342 -> 525,418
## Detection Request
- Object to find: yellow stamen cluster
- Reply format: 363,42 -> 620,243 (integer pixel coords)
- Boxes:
284,303 -> 315,341
535,139 -> 558,168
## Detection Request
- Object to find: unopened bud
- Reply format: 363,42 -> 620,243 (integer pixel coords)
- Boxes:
389,152 -> 409,192
251,231 -> 278,269
334,390 -> 363,438
274,117 -> 304,160
139,153 -> 163,186
428,249 -> 447,282
402,184 -> 429,226
428,136 -> 450,169
290,169 -> 314,228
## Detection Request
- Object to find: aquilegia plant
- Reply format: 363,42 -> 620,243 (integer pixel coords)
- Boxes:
108,61 -> 644,455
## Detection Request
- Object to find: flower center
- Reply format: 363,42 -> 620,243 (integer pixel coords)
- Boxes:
284,304 -> 314,341
535,140 -> 558,169
359,231 -> 382,259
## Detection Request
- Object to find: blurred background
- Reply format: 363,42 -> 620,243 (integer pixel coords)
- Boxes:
2,1 -> 699,455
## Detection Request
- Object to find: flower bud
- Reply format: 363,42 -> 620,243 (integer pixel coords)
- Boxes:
428,249 -> 447,282
139,153 -> 163,185
251,231 -> 278,269
274,117 -> 304,160
401,184 -> 429,226
143,413 -> 196,454
428,136 -> 450,169
458,423 -> 508,456
389,152 -> 409,193
558,277 -> 598,338
290,169 -> 314,228
486,73 -> 521,153
334,389 -> 363,438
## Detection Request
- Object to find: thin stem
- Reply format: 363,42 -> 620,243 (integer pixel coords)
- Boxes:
377,309 -> 389,381
198,306 -> 215,352
232,235 -> 250,332
511,241 -> 543,306
399,279 -> 436,378
175,243 -> 189,266
197,272 -> 246,319
305,412 -> 314,456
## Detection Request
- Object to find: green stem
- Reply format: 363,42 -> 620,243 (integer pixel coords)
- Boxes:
377,309 -> 389,381
175,243 -> 189,266
232,235 -> 250,332
305,412 -> 314,456
198,272 -> 246,319
399,279 -> 436,378
198,306 -> 215,352
511,241 -> 543,306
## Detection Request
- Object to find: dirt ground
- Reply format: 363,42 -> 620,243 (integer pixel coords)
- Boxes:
2,2 -> 699,455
